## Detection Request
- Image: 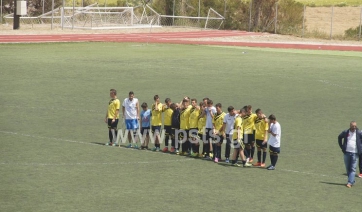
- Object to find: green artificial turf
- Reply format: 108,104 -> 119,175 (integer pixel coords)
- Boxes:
0,42 -> 362,212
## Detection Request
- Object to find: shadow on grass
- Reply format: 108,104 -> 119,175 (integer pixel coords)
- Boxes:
320,182 -> 346,186
92,142 -> 107,146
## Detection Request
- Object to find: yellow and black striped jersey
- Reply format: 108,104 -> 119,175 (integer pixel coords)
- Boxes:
198,116 -> 206,135
232,116 -> 243,140
242,113 -> 257,134
189,107 -> 200,129
255,118 -> 269,140
180,105 -> 191,130
151,103 -> 163,126
163,106 -> 173,126
213,112 -> 226,133
107,98 -> 120,119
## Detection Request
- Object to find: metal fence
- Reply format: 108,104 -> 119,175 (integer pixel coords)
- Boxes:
1,0 -> 362,40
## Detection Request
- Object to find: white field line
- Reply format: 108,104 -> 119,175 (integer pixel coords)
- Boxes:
0,159 -> 193,166
0,130 -> 348,180
0,130 -> 188,157
1,105 -> 102,113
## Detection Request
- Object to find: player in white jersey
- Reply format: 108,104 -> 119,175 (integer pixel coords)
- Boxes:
122,91 -> 140,148
266,114 -> 281,170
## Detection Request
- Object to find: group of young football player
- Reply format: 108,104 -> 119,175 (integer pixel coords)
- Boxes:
105,89 -> 282,170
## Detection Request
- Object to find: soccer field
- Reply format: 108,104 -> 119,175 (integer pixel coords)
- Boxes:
0,42 -> 362,212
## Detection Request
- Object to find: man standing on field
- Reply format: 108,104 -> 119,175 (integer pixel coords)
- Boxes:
338,121 -> 362,188
105,89 -> 120,146
266,114 -> 281,170
253,109 -> 268,167
122,91 -> 140,148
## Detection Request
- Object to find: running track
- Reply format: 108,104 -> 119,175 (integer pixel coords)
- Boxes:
0,30 -> 361,51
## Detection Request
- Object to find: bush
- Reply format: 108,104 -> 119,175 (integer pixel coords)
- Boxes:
344,25 -> 362,40
277,0 -> 304,35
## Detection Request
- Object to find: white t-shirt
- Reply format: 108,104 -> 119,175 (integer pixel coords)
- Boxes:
223,113 -> 237,135
268,122 -> 281,147
346,130 -> 357,153
205,106 -> 216,129
122,98 -> 139,119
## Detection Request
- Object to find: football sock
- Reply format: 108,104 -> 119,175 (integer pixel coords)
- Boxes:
171,138 -> 175,147
244,149 -> 249,158
251,146 -> 255,158
270,155 -> 276,166
262,152 -> 267,163
108,130 -> 113,143
273,155 -> 278,166
257,151 -> 261,163
165,135 -> 169,146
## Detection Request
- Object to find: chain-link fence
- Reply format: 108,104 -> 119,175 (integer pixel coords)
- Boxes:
1,0 -> 361,40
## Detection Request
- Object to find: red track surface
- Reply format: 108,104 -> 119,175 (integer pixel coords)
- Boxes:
0,30 -> 361,51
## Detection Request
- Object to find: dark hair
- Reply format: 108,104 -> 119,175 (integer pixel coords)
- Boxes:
227,106 -> 234,112
240,107 -> 246,113
129,91 -> 134,95
247,105 -> 252,111
255,108 -> 262,114
182,98 -> 188,103
215,103 -> 222,108
110,89 -> 117,95
191,98 -> 197,103
141,102 -> 148,108
199,102 -> 206,107
170,103 -> 176,110
203,97 -> 209,101
154,95 -> 159,101
207,99 -> 213,105
165,98 -> 171,103
268,114 -> 276,120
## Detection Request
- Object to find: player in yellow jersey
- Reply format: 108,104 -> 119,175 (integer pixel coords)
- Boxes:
242,105 -> 257,162
253,108 -> 269,167
179,98 -> 192,155
231,108 -> 251,167
196,102 -> 206,158
162,98 -> 173,152
104,89 -> 120,146
212,103 -> 226,163
151,95 -> 163,151
189,99 -> 200,157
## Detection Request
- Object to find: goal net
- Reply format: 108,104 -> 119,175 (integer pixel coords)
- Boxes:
3,2 -> 224,30
60,5 -> 160,29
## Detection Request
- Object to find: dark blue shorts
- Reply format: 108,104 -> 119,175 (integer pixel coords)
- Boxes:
269,146 -> 280,154
256,139 -> 267,149
205,128 -> 213,143
233,140 -> 245,150
141,127 -> 150,135
189,128 -> 198,137
151,125 -> 161,134
164,125 -> 172,135
107,119 -> 118,129
213,134 -> 224,144
243,133 -> 255,144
